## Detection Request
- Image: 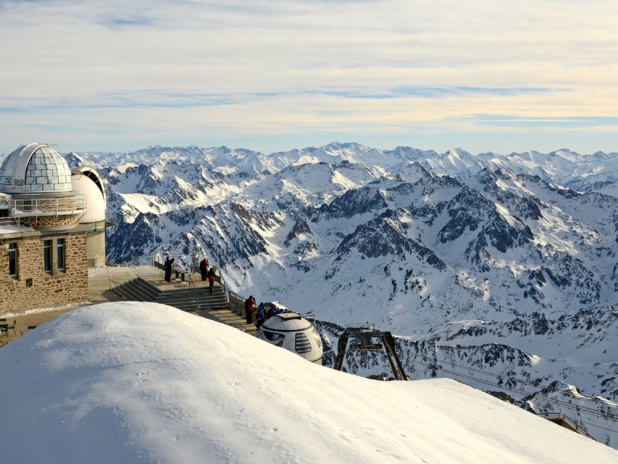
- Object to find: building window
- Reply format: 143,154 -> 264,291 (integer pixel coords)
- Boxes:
43,239 -> 52,273
43,237 -> 67,276
57,238 -> 65,271
8,242 -> 17,277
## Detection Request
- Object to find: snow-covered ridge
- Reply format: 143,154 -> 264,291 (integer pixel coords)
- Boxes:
53,143 -> 618,194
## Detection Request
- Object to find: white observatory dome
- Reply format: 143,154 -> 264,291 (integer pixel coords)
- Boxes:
0,143 -> 73,194
71,167 -> 106,223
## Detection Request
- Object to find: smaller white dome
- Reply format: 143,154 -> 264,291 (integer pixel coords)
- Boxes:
71,168 -> 106,222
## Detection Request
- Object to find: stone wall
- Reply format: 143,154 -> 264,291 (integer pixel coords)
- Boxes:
19,214 -> 81,228
0,232 -> 89,313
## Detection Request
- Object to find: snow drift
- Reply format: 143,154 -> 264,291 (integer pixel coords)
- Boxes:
0,302 -> 615,463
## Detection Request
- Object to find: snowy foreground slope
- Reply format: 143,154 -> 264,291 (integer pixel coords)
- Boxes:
0,302 -> 616,464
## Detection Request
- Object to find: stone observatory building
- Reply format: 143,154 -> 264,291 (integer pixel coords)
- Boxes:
0,143 -> 107,312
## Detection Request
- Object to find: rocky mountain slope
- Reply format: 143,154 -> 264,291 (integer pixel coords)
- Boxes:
60,142 -> 618,447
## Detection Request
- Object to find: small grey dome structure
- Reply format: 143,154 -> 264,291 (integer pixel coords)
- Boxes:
255,312 -> 323,364
0,143 -> 73,193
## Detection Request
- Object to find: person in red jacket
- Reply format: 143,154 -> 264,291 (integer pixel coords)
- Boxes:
207,267 -> 216,294
244,296 -> 256,324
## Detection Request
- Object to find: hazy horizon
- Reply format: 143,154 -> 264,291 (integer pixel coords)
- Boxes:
2,1 -> 618,155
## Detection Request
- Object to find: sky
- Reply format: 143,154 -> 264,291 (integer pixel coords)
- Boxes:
1,0 -> 618,156
1,300 -> 616,463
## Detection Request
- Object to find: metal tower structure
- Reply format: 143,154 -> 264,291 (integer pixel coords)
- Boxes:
333,326 -> 409,381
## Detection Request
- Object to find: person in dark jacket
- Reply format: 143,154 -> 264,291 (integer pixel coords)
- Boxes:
164,256 -> 174,282
199,258 -> 209,281
255,304 -> 266,328
244,296 -> 256,324
207,267 -> 216,294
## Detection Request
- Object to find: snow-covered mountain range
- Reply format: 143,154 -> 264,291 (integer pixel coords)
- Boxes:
52,142 -> 618,447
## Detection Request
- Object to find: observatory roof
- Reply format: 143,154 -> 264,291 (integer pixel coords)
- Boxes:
71,167 -> 106,222
0,143 -> 73,194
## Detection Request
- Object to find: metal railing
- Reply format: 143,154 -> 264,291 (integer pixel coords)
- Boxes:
185,273 -> 201,311
152,252 -> 193,271
124,250 -> 231,311
9,195 -> 87,217
229,291 -> 246,317
218,273 -> 228,298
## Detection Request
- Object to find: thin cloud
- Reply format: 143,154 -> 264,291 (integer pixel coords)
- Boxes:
0,86 -> 558,114
97,16 -> 157,29
1,0 -> 618,154
466,115 -> 618,129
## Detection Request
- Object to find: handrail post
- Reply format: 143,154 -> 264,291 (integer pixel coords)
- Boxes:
106,265 -> 112,290
186,273 -> 201,311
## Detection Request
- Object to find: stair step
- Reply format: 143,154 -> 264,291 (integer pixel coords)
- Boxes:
112,275 -> 231,313
115,282 -> 157,302
116,278 -> 161,300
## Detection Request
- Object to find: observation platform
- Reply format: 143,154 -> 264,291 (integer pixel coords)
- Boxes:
0,265 -> 256,348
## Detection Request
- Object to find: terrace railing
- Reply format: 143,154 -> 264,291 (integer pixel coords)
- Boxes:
9,195 -> 87,218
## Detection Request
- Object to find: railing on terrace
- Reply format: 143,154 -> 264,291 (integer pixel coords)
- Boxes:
185,273 -> 201,311
119,251 -> 230,308
149,251 -> 228,295
228,291 -> 246,317
9,195 -> 87,217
